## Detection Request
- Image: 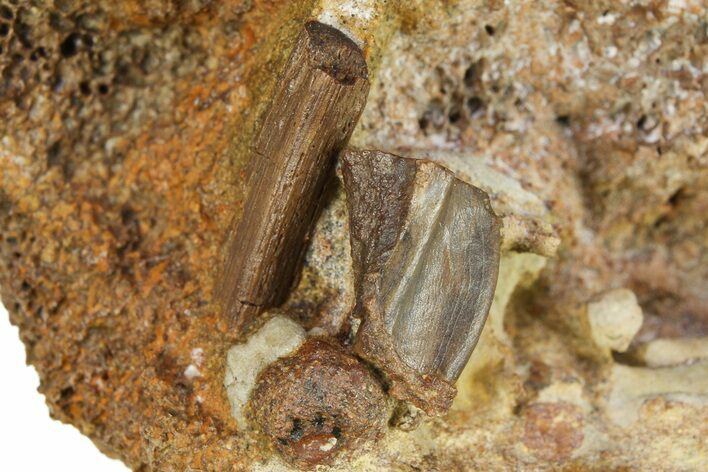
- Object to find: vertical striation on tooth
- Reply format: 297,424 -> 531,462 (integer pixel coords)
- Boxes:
219,22 -> 370,327
342,150 -> 501,414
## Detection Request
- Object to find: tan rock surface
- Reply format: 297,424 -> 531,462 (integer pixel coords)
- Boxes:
1,0 -> 706,470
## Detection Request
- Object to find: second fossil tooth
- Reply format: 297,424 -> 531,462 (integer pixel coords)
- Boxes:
342,149 -> 501,415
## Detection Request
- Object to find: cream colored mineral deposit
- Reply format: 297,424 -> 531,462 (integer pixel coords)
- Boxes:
224,315 -> 306,425
587,289 -> 644,353
632,336 -> 708,368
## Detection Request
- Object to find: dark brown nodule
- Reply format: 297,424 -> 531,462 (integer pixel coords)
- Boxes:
342,150 -> 501,415
304,21 -> 368,85
219,21 -> 370,329
248,339 -> 387,468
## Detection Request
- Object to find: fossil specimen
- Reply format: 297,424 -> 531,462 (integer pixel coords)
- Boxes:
342,150 -> 501,414
227,147 -> 502,466
219,21 -> 369,326
248,338 -> 388,468
3,0 -> 705,470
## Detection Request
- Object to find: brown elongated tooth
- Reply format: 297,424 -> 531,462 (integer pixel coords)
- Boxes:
342,150 -> 501,415
219,21 -> 370,326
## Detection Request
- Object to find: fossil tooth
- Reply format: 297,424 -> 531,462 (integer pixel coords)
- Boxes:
219,21 -> 370,326
342,150 -> 501,415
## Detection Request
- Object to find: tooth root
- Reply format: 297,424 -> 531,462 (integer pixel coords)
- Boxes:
342,150 -> 501,415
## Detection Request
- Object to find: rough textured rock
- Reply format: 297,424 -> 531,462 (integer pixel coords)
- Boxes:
1,0 -> 706,470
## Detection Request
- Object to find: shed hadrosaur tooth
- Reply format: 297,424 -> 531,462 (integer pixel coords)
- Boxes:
219,21 -> 370,326
342,150 -> 501,415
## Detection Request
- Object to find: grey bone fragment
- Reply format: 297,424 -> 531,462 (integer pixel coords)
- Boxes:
342,150 -> 501,414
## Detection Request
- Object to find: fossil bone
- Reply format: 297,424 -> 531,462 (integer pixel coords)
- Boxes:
219,21 -> 369,327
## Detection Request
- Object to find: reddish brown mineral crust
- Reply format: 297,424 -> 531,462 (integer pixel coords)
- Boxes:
219,21 -> 370,326
0,2 -> 324,469
248,338 -> 388,468
522,402 -> 585,461
342,150 -> 501,415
